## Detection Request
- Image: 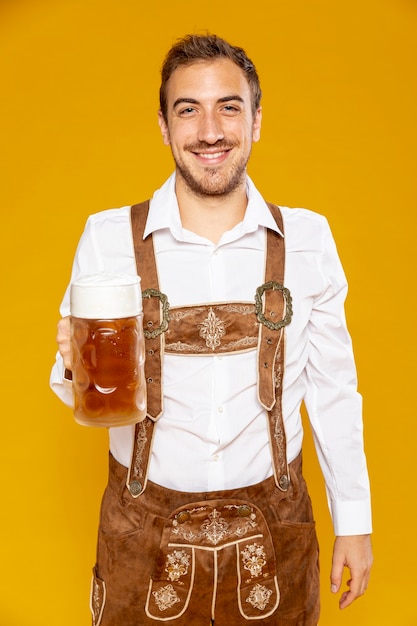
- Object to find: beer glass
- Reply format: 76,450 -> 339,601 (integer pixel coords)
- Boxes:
70,273 -> 146,427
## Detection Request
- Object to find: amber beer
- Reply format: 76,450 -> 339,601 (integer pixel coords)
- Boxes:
70,274 -> 146,427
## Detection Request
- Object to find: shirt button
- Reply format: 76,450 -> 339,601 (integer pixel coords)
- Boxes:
217,407 -> 223,413
212,454 -> 220,462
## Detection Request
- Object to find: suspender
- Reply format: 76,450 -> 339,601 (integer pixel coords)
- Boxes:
126,200 -> 292,497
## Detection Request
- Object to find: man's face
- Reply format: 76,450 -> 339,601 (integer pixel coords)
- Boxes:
158,58 -> 262,198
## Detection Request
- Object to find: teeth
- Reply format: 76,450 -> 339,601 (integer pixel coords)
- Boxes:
199,151 -> 225,159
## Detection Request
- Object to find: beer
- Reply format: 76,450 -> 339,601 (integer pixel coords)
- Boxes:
70,274 -> 146,427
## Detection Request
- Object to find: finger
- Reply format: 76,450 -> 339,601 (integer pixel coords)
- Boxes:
56,316 -> 72,369
339,571 -> 369,610
330,555 -> 345,594
339,580 -> 358,610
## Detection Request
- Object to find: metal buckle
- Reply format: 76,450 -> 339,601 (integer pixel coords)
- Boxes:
142,288 -> 170,339
255,281 -> 293,331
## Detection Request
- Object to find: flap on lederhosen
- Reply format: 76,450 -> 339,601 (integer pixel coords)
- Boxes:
145,499 -> 280,620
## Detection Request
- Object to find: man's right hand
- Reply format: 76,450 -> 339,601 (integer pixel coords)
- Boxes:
57,316 -> 72,370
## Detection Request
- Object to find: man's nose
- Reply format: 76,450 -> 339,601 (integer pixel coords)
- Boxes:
197,113 -> 225,144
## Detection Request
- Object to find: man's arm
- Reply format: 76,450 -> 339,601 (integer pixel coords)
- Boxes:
302,215 -> 373,607
331,534 -> 373,609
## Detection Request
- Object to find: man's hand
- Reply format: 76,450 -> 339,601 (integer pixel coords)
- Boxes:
331,534 -> 373,609
56,316 -> 72,370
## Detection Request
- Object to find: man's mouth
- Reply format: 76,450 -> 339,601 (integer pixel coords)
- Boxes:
195,150 -> 229,160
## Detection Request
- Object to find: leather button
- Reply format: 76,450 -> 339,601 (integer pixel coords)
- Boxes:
176,511 -> 190,524
238,505 -> 252,517
278,474 -> 290,490
129,480 -> 142,496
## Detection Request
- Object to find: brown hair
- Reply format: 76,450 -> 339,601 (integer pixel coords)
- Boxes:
159,33 -> 262,121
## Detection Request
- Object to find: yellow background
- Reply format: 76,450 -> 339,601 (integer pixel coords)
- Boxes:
1,1 -> 416,624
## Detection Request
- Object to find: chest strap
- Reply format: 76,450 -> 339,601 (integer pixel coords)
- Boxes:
126,200 -> 291,496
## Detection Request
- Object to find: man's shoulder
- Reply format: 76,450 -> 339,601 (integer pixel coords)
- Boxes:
85,204 -> 134,227
278,205 -> 328,226
276,206 -> 332,249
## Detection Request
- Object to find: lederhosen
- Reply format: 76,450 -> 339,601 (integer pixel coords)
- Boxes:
91,202 -> 320,626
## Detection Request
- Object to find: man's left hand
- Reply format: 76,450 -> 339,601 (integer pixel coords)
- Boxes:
331,534 -> 373,609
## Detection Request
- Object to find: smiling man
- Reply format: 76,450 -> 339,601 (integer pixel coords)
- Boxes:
51,34 -> 372,626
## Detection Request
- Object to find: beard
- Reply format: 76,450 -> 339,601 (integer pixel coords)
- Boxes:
172,141 -> 251,198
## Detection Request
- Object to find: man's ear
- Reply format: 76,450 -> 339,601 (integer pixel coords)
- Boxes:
158,110 -> 170,146
252,107 -> 262,143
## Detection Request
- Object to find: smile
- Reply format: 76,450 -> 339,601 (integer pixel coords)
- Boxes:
196,151 -> 228,159
191,149 -> 232,165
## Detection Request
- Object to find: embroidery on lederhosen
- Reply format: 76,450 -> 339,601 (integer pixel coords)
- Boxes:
237,541 -> 280,619
145,500 -> 280,621
90,567 -> 106,626
198,306 -> 226,350
165,303 -> 259,355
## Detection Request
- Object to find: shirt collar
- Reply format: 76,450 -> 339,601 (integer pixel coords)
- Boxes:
143,172 -> 283,240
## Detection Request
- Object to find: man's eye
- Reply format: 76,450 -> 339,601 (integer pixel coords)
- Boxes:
179,107 -> 196,115
222,105 -> 240,114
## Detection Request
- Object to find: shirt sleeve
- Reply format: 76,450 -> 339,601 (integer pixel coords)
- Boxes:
303,219 -> 372,536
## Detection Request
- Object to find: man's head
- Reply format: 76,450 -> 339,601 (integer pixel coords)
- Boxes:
159,34 -> 262,123
158,34 -> 263,199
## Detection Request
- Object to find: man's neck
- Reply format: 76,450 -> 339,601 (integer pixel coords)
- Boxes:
175,176 -> 248,244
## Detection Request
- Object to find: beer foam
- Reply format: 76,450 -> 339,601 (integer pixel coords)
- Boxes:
70,273 -> 142,318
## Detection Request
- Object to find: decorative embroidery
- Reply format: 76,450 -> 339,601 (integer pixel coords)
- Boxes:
172,507 -> 258,545
165,341 -> 213,354
168,303 -> 255,320
272,347 -> 286,476
221,336 -> 258,351
152,584 -> 181,611
165,335 -> 257,354
133,418 -> 149,479
246,583 -> 273,611
241,543 -> 267,578
198,307 -> 226,351
91,579 -> 102,625
168,307 -> 206,322
165,550 -> 191,582
199,508 -> 230,545
216,304 -> 255,315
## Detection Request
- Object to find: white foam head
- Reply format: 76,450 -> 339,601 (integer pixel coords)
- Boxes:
70,273 -> 142,319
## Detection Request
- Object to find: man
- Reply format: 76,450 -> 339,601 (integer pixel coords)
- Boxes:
51,34 -> 372,625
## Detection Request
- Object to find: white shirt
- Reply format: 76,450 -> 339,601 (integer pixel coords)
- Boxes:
50,173 -> 372,536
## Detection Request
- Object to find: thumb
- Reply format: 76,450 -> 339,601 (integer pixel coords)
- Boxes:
331,547 -> 345,594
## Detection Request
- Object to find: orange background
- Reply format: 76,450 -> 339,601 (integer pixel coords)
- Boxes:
1,1 -> 416,624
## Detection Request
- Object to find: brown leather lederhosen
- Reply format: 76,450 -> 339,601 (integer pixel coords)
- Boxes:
91,202 -> 320,626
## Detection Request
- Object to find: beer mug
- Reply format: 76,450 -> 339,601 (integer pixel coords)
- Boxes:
70,273 -> 146,427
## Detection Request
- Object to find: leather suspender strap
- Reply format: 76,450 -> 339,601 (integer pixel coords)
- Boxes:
130,200 -> 165,420
127,200 -> 291,497
261,203 -> 290,490
126,201 -> 161,497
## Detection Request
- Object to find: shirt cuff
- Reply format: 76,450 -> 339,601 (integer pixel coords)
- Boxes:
330,498 -> 373,536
